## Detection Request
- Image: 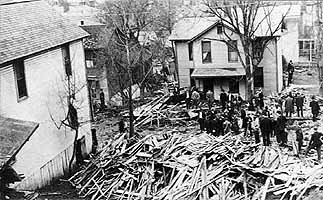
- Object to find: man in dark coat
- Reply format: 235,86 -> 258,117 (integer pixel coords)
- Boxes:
287,60 -> 294,84
198,108 -> 206,133
99,89 -> 105,111
276,111 -> 287,145
310,96 -> 320,121
258,90 -> 264,109
295,93 -> 304,117
206,90 -> 214,110
305,127 -> 323,162
295,123 -> 303,155
220,89 -> 228,111
285,93 -> 294,117
259,113 -> 272,146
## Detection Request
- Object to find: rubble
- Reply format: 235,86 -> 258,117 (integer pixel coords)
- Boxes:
69,128 -> 323,200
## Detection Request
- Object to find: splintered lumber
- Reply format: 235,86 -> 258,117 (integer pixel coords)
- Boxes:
69,129 -> 323,200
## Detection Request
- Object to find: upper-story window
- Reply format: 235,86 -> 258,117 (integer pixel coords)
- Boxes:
217,24 -> 223,34
188,42 -> 193,61
202,41 -> 212,63
228,40 -> 238,62
62,44 -> 72,76
14,60 -> 28,100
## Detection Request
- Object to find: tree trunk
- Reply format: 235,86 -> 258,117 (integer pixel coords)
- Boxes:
68,128 -> 78,175
245,54 -> 254,100
126,43 -> 134,137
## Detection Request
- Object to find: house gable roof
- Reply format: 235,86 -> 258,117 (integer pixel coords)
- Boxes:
80,25 -> 113,49
0,117 -> 39,166
169,17 -> 220,41
0,0 -> 89,65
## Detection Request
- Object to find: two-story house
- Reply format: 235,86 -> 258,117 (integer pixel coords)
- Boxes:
0,0 -> 92,190
170,17 -> 284,98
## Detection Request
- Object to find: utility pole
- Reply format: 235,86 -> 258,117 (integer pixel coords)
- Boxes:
316,0 -> 323,87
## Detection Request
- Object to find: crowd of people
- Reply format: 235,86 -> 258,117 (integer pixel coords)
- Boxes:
185,87 -> 323,162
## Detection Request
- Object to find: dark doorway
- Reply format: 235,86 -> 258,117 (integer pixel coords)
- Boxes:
228,77 -> 239,93
190,69 -> 196,88
203,79 -> 214,93
254,67 -> 264,88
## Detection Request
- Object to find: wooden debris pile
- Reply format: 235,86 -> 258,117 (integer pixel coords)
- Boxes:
132,95 -> 190,128
69,130 -> 323,200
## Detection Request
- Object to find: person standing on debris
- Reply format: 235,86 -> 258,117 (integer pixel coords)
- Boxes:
223,117 -> 232,134
251,114 -> 260,143
285,93 -> 294,117
206,89 -> 214,110
119,118 -> 125,133
241,108 -> 248,136
276,111 -> 287,145
310,96 -> 320,121
305,126 -> 323,162
237,93 -> 243,110
198,108 -> 206,133
100,89 -> 105,111
258,89 -> 264,109
191,89 -> 200,109
220,89 -> 228,111
185,88 -> 191,109
295,122 -> 303,155
287,60 -> 294,84
248,98 -> 256,111
295,92 -> 304,117
259,112 -> 272,146
277,93 -> 283,112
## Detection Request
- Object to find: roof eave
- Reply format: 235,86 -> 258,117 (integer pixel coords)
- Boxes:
0,34 -> 89,66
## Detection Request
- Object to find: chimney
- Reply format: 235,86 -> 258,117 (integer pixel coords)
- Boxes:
80,20 -> 84,25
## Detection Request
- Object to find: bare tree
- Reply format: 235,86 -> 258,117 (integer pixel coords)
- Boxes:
203,0 -> 290,99
48,51 -> 88,175
96,0 -> 157,137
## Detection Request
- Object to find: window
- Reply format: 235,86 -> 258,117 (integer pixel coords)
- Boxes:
14,60 -> 28,99
62,44 -> 72,76
202,41 -> 211,63
299,40 -> 315,59
228,40 -> 238,62
217,25 -> 223,34
228,78 -> 239,93
188,42 -> 193,61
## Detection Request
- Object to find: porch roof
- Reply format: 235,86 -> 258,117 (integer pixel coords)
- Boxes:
0,117 -> 39,166
191,67 -> 246,78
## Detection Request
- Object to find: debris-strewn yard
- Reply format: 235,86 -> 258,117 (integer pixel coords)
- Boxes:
68,122 -> 323,200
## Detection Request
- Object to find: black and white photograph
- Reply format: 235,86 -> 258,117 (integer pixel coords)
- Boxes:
1,0 -> 323,199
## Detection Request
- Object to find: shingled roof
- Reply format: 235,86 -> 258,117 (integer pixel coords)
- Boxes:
0,0 -> 89,65
0,117 -> 38,166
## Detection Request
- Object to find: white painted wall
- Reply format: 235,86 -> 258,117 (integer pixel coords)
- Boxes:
281,18 -> 299,62
258,38 -> 283,96
175,41 -> 194,88
0,40 -> 92,189
192,27 -> 245,69
174,25 -> 282,99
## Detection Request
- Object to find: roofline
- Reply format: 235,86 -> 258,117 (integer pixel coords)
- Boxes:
0,36 -> 88,67
5,122 -> 39,166
0,0 -> 41,6
190,21 -> 221,42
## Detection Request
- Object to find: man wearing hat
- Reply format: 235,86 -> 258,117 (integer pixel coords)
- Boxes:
310,96 -> 320,121
305,126 -> 323,162
295,92 -> 304,117
259,111 -> 272,146
276,110 -> 287,145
